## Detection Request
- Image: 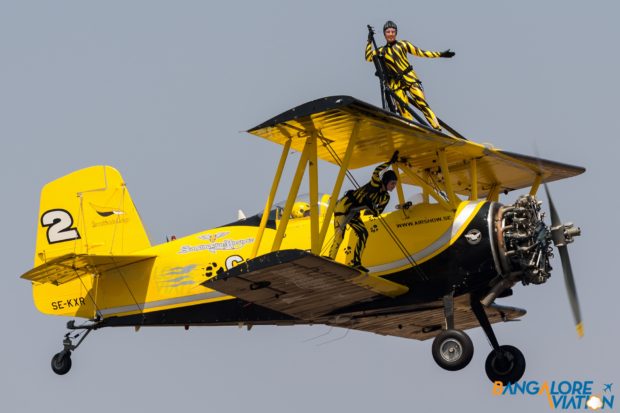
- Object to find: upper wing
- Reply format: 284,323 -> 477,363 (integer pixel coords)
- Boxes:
204,249 -> 409,320
248,96 -> 585,197
248,95 -> 456,169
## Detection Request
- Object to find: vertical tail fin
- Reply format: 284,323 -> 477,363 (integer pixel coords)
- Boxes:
34,165 -> 151,266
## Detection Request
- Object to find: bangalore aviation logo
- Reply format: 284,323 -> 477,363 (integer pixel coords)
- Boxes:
493,380 -> 615,410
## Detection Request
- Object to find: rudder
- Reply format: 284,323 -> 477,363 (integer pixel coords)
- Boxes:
34,165 -> 151,267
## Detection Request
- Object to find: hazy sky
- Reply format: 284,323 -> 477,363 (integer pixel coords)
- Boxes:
2,1 -> 618,412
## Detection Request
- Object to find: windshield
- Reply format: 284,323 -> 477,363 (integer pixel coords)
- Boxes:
257,193 -> 331,220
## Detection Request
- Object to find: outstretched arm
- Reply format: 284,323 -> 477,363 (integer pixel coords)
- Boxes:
403,41 -> 454,58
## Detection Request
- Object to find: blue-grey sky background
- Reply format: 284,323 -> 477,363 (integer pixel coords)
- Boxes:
1,1 -> 617,412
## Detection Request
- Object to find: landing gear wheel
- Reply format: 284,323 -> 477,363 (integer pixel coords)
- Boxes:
485,345 -> 526,384
51,351 -> 72,375
432,329 -> 474,371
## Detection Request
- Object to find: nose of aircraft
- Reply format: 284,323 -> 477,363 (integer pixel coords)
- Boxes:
492,192 -> 583,337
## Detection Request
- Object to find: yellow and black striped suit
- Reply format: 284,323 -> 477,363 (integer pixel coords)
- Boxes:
329,162 -> 391,266
365,40 -> 441,129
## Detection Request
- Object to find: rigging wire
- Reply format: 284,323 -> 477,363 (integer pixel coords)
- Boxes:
427,168 -> 449,202
75,269 -> 103,320
110,256 -> 147,324
301,326 -> 334,343
316,328 -> 350,347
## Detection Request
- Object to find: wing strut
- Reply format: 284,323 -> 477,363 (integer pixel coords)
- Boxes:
251,119 -> 365,257
250,137 -> 292,259
438,149 -> 458,209
318,122 -> 360,248
397,164 -> 453,210
252,125 -> 339,257
529,174 -> 542,196
271,136 -> 312,252
392,164 -> 406,206
308,134 -> 320,252
469,158 -> 478,200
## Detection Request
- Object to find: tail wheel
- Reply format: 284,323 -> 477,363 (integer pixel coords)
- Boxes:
485,345 -> 526,384
431,329 -> 474,371
51,351 -> 72,375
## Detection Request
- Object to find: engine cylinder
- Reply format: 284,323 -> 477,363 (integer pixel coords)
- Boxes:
495,195 -> 553,285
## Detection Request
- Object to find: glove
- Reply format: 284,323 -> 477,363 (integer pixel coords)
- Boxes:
389,150 -> 399,164
367,25 -> 375,43
440,49 -> 455,58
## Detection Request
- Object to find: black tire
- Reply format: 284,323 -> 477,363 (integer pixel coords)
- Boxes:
431,329 -> 474,371
485,345 -> 526,385
51,351 -> 72,375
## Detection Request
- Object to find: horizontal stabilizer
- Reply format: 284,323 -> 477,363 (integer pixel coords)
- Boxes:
204,249 -> 408,320
21,253 -> 156,285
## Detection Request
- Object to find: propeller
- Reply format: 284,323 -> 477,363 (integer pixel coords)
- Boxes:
543,182 -> 584,337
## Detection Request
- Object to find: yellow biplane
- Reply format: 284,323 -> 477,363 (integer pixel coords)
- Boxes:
21,96 -> 584,383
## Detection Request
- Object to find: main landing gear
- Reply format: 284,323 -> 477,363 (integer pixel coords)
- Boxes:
431,294 -> 526,384
431,329 -> 474,371
51,320 -> 97,375
431,294 -> 474,371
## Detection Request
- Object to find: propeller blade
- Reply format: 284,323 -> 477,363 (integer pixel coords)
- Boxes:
543,183 -> 584,337
543,182 -> 561,228
557,245 -> 584,337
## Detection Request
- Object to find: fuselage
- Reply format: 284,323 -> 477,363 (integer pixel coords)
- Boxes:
33,198 -> 511,328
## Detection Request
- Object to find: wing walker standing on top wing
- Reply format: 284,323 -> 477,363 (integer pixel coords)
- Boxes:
366,21 -> 464,138
20,24 -> 585,385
